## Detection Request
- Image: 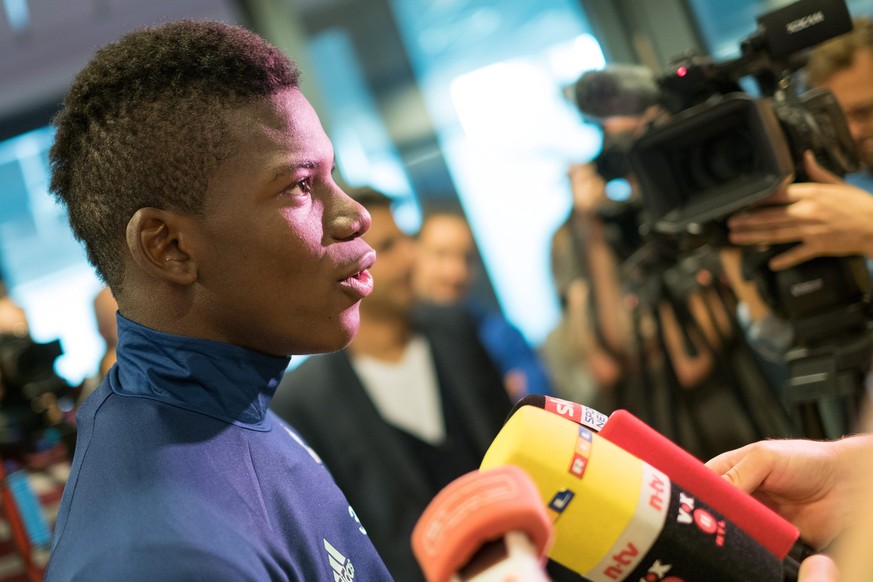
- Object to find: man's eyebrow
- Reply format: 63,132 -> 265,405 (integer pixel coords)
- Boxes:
269,157 -> 337,182
269,161 -> 316,183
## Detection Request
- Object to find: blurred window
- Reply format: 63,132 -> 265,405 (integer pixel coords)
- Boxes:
387,0 -> 603,344
0,127 -> 103,385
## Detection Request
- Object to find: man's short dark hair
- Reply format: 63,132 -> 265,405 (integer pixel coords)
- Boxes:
49,20 -> 300,292
806,17 -> 873,87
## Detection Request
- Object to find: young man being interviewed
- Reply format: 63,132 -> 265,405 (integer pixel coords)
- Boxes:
45,19 -> 392,581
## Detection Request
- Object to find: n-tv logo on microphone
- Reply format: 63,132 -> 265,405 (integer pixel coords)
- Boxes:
676,492 -> 726,547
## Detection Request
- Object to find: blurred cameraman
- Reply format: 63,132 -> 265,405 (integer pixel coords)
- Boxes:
558,111 -> 651,409
562,66 -> 659,383
808,17 -> 873,191
555,70 -> 784,459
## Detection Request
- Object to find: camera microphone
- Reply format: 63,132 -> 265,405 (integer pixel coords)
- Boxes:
572,64 -> 660,120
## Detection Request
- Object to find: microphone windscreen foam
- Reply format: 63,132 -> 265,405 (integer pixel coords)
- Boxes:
411,466 -> 552,582
573,64 -> 660,119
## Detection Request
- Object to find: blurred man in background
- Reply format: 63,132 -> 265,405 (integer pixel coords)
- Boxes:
413,209 -> 553,400
0,280 -> 28,336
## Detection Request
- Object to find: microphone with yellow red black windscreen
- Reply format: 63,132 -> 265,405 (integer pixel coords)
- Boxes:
482,405 -> 790,581
510,394 -> 814,570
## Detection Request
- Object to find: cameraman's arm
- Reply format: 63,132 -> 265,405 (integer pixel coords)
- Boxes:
562,278 -> 623,389
729,152 -> 873,270
568,163 -> 633,357
719,248 -> 773,323
658,297 -> 714,389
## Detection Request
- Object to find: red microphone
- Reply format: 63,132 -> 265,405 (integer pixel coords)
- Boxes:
411,466 -> 553,582
599,409 -> 804,560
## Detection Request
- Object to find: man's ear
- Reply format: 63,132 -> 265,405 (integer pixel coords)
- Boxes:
125,208 -> 197,285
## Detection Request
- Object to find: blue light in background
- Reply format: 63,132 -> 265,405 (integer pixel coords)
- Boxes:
0,126 -> 103,387
2,0 -> 30,31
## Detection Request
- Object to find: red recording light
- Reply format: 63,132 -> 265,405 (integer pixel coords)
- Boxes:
676,66 -> 688,77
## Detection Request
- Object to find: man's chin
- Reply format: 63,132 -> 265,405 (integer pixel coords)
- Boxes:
296,314 -> 360,355
297,334 -> 357,356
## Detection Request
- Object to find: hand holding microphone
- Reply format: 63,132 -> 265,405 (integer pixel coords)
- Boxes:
798,554 -> 839,582
706,436 -> 873,550
708,433 -> 873,581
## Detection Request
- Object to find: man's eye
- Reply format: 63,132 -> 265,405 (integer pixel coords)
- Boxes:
296,178 -> 312,193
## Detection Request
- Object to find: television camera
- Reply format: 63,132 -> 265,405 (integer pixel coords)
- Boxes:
576,0 -> 872,439
0,333 -> 77,463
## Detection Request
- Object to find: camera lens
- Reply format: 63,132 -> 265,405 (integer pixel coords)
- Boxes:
703,129 -> 755,182
683,128 -> 756,194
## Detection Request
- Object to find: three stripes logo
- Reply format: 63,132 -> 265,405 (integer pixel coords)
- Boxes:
324,539 -> 355,582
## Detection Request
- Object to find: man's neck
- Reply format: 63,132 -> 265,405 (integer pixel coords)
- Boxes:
349,314 -> 412,362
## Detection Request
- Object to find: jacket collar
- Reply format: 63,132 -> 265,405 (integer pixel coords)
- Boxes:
111,314 -> 291,430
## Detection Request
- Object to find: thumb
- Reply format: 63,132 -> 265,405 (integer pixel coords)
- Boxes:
798,554 -> 839,582
803,151 -> 843,185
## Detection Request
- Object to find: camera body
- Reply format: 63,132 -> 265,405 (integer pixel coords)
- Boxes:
630,88 -> 857,235
622,0 -> 873,327
627,0 -> 856,236
0,334 -> 75,460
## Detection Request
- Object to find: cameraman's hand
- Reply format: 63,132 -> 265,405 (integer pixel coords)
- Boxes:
567,163 -> 608,215
705,434 -> 873,550
728,152 -> 873,269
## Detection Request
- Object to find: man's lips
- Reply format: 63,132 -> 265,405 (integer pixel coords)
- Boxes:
339,251 -> 376,299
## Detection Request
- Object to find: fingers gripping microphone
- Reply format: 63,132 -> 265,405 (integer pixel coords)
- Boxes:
411,466 -> 553,582
482,406 -> 786,581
